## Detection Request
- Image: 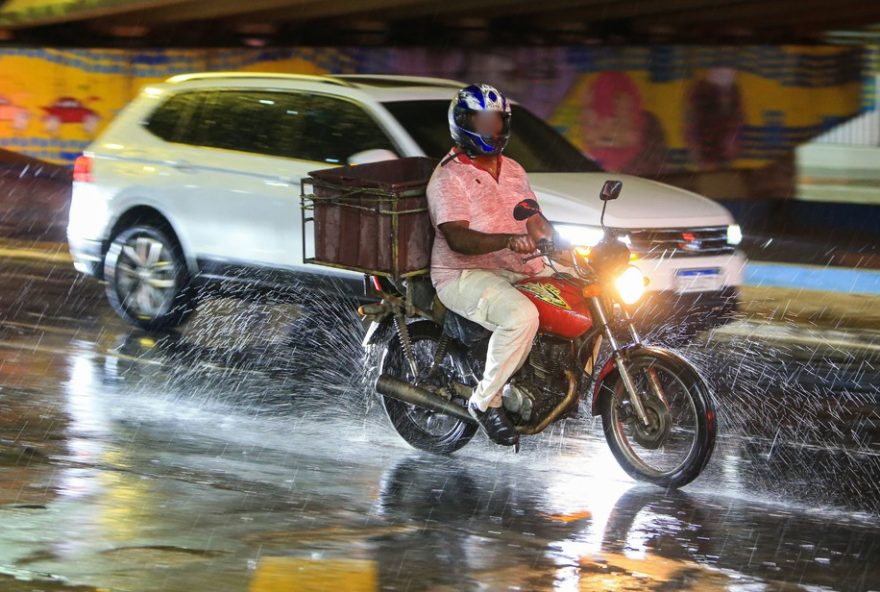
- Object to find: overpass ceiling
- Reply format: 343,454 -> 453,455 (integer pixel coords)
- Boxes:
1,0 -> 879,45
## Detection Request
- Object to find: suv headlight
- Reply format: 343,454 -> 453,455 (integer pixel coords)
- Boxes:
554,223 -> 630,247
727,224 -> 743,246
614,265 -> 646,305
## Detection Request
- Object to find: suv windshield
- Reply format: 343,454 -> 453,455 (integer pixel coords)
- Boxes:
383,100 -> 603,173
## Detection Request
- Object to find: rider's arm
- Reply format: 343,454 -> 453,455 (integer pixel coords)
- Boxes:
526,212 -> 554,242
526,212 -> 574,266
439,221 -> 533,255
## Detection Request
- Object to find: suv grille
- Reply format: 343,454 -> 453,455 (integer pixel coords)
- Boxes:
624,226 -> 734,258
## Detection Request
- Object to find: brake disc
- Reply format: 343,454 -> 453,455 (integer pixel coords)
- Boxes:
631,398 -> 672,450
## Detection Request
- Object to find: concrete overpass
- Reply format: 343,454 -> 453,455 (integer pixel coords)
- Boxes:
1,0 -> 880,46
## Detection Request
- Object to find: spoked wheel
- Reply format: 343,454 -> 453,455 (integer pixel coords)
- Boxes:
600,348 -> 716,488
380,321 -> 477,455
104,225 -> 195,331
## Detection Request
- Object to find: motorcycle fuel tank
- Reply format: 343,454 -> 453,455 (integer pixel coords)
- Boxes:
515,276 -> 593,339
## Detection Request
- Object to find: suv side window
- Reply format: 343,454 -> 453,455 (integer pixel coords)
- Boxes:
194,90 -> 308,158
296,95 -> 397,164
144,92 -> 203,142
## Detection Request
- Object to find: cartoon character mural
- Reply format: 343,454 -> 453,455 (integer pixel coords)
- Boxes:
684,67 -> 744,169
0,94 -> 29,131
41,96 -> 101,136
579,72 -> 668,175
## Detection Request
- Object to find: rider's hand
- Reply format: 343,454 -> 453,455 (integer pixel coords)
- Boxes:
506,234 -> 536,254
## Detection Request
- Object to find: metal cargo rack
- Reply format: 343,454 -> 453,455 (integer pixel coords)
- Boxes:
300,157 -> 437,282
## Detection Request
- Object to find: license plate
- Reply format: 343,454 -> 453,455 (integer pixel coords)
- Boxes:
675,268 -> 722,293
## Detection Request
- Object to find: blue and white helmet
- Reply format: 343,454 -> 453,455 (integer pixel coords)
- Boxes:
448,83 -> 512,157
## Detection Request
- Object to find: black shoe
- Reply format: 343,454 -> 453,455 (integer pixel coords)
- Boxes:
468,401 -> 519,447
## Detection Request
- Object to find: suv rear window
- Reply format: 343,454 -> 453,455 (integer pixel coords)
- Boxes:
144,92 -> 203,142
193,90 -> 306,158
157,90 -> 397,164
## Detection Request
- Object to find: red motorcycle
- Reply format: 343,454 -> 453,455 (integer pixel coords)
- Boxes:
362,180 -> 716,488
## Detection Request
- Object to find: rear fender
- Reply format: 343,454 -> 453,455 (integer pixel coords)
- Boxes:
362,318 -> 396,348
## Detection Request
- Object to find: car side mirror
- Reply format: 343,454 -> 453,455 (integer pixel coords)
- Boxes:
600,180 -> 622,201
347,148 -> 398,166
513,198 -> 541,221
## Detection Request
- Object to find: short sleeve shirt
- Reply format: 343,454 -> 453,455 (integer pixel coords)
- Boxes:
426,149 -> 545,289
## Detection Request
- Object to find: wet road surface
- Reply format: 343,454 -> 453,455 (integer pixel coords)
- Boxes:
1,249 -> 879,591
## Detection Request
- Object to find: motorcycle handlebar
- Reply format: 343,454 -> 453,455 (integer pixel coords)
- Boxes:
521,239 -> 556,263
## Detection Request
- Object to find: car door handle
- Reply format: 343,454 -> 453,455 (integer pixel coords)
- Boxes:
122,149 -> 148,160
171,160 -> 196,173
268,177 -> 301,187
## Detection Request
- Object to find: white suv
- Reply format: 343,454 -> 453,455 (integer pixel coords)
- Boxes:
68,72 -> 745,331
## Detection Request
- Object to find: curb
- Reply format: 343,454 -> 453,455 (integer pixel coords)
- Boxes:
745,262 -> 880,296
0,240 -> 71,263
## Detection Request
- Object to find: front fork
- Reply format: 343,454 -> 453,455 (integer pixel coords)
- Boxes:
591,297 -> 666,427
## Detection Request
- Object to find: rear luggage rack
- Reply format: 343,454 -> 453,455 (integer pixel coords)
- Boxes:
301,157 -> 438,282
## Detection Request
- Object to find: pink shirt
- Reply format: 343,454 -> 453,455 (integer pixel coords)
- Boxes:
426,149 -> 545,289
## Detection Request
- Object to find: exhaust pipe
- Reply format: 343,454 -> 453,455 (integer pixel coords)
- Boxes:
376,374 -> 476,425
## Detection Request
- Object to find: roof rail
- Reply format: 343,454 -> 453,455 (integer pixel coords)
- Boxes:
165,72 -> 355,87
334,75 -> 466,88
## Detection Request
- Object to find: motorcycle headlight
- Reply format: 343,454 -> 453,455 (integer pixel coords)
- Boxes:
727,224 -> 743,246
614,265 -> 647,305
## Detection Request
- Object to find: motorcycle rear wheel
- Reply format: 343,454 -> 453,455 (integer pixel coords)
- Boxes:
379,321 -> 477,455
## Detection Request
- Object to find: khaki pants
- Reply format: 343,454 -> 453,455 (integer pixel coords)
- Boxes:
436,267 -> 553,411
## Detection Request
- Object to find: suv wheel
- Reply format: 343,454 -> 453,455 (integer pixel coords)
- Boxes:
104,225 -> 195,331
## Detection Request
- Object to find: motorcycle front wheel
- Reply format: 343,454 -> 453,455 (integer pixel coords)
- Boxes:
599,347 -> 716,488
379,321 -> 477,455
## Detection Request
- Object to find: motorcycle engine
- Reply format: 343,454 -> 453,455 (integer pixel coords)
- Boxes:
503,335 -> 575,424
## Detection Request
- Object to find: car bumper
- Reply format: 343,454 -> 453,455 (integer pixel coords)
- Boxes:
633,251 -> 746,292
627,252 -> 744,336
67,236 -> 104,278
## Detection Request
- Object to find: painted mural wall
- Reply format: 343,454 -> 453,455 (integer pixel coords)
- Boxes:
0,46 -> 864,173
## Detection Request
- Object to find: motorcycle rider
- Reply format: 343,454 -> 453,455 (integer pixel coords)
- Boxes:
426,83 -> 560,448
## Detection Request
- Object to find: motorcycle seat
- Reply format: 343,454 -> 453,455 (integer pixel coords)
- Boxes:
442,308 -> 491,347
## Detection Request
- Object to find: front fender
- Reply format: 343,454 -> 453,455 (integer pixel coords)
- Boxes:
590,344 -> 635,416
590,345 -> 697,416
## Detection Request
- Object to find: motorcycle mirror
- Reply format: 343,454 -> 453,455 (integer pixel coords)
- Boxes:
513,198 -> 541,221
600,180 -> 623,201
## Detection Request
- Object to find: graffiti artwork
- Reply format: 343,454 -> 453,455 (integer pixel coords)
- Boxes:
41,96 -> 101,135
0,94 -> 30,132
579,71 -> 668,176
0,46 -> 864,170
